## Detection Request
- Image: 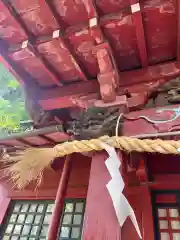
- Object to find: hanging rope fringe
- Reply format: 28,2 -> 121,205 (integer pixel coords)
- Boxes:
2,135 -> 180,189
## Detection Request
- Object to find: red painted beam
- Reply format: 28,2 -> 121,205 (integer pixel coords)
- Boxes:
47,156 -> 72,240
130,2 -> 148,67
38,61 -> 180,110
177,0 -> 180,61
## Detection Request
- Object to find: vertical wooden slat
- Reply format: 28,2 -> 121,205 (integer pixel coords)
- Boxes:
131,2 -> 148,67
47,156 -> 72,240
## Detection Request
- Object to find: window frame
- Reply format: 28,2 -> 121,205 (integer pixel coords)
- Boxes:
59,199 -> 86,240
152,190 -> 180,240
0,200 -> 54,240
0,199 -> 86,240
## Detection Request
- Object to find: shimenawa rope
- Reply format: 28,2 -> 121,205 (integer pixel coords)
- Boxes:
2,135 -> 180,189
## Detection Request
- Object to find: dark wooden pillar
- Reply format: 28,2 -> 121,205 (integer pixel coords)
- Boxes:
47,156 -> 72,240
82,152 -> 121,239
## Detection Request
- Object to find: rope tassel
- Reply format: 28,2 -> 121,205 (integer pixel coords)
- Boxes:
2,135 -> 180,189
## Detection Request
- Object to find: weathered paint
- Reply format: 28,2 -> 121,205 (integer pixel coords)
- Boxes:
0,1 -> 27,43
37,38 -> 87,82
38,61 -> 179,110
141,0 -> 177,64
9,0 -> 59,36
9,47 -> 60,87
0,0 -> 178,98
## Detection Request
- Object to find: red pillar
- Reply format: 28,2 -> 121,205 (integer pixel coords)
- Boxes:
47,156 -> 72,240
122,186 -> 154,240
82,152 -> 121,240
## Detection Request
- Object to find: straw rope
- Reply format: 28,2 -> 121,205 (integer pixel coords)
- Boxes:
2,135 -> 180,189
53,136 -> 180,156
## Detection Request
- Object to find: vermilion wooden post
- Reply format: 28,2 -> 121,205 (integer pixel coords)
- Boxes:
83,152 -> 121,239
47,155 -> 72,240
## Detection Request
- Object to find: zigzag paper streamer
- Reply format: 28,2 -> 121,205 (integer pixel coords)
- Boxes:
102,143 -> 142,239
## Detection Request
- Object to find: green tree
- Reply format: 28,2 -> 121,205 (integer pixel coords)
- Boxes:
0,63 -> 29,136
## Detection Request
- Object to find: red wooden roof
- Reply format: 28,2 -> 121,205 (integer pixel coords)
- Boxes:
0,0 -> 179,109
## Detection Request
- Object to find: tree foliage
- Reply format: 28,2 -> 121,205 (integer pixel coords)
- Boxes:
0,63 -> 29,136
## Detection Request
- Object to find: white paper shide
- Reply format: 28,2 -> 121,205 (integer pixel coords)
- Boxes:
102,143 -> 142,239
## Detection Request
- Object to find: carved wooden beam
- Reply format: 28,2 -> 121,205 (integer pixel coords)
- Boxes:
96,44 -> 119,102
37,61 -> 180,110
87,4 -> 120,103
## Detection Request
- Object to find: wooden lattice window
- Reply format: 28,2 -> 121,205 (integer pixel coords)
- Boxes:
0,199 -> 85,240
157,207 -> 180,240
153,191 -> 180,240
0,200 -> 54,240
59,200 -> 85,239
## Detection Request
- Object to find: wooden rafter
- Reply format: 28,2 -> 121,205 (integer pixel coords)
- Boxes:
43,0 -> 89,81
130,2 -> 148,67
38,134 -> 57,145
15,138 -> 36,147
1,0 -> 63,86
85,2 -> 120,102
0,40 -> 38,86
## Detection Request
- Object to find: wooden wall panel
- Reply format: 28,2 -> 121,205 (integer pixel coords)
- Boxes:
0,153 -> 91,230
0,153 -> 91,200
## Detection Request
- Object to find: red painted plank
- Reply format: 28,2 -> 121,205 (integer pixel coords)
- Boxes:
83,152 -> 121,239
141,0 -> 177,65
0,1 -> 27,44
37,38 -> 88,82
131,2 -> 148,67
7,0 -> 59,37
9,47 -> 62,87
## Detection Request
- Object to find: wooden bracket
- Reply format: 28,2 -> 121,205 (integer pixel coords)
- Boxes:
96,43 -> 119,103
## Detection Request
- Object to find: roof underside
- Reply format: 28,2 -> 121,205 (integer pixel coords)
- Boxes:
0,0 -> 179,110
